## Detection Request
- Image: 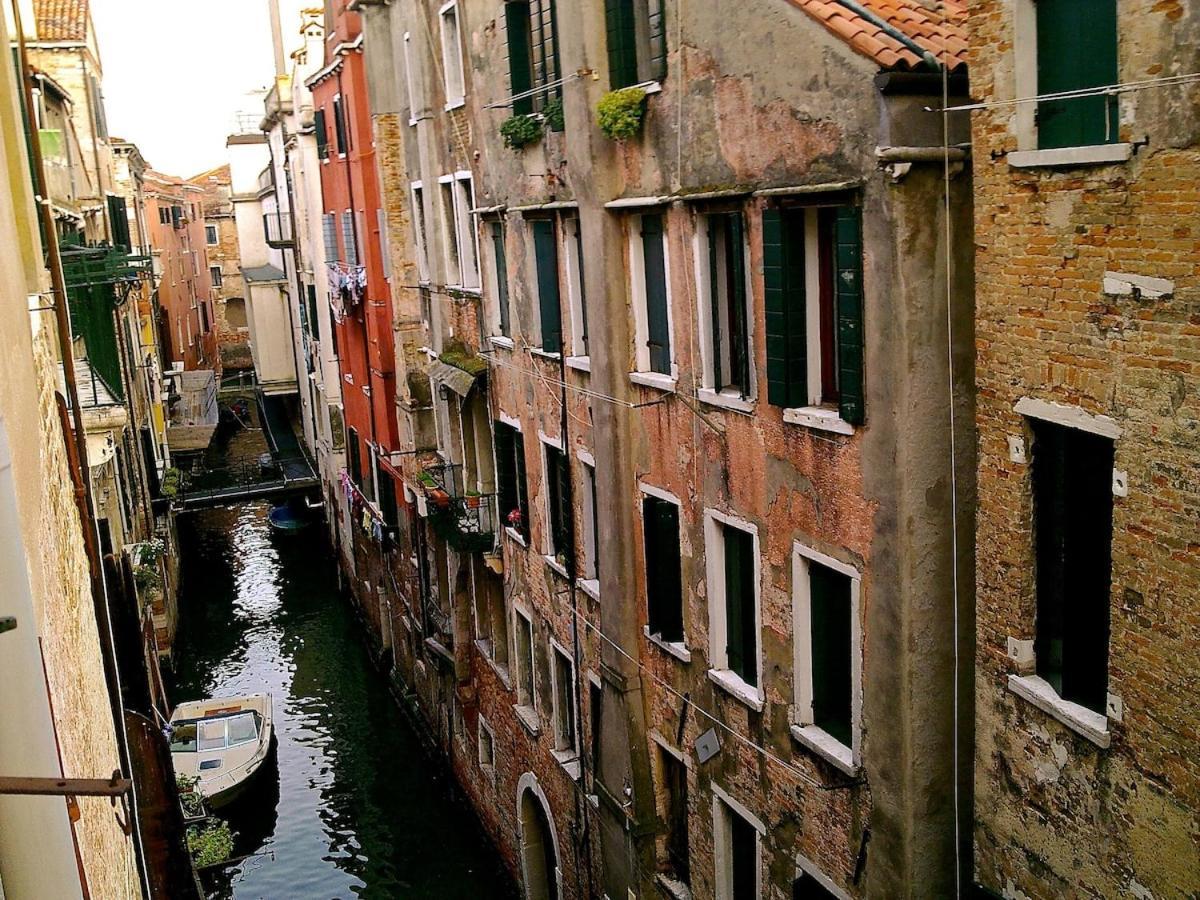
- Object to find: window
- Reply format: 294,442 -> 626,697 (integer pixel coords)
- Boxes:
655,743 -> 689,886
452,174 -> 479,288
604,0 -> 667,89
705,511 -> 760,705
643,492 -> 683,645
629,211 -> 672,377
403,32 -> 420,125
205,224 -> 218,245
410,183 -> 429,282
474,561 -> 509,668
714,791 -> 761,900
514,607 -> 536,711
341,211 -> 358,268
588,677 -> 603,784
563,215 -> 588,357
550,642 -> 577,755
1031,418 -> 1114,714
378,208 -> 392,280
762,203 -> 864,425
504,0 -> 561,116
792,859 -> 847,900
322,212 -> 339,265
792,545 -> 861,771
347,426 -> 362,488
198,301 -> 210,335
439,2 -> 466,109
531,218 -> 562,353
700,211 -> 751,398
209,265 -> 223,288
542,439 -> 572,562
1034,0 -> 1118,149
494,419 -> 528,539
332,94 -> 348,156
306,284 -> 320,341
478,714 -> 496,780
452,695 -> 466,747
580,459 -> 599,582
486,219 -> 511,337
158,206 -> 170,225
314,107 -> 329,159
439,178 -> 460,286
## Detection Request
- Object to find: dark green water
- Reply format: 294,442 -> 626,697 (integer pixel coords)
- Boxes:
172,503 -> 515,899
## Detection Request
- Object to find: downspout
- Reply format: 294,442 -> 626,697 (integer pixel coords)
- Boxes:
832,0 -> 942,70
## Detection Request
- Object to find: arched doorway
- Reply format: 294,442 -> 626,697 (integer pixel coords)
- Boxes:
518,783 -> 559,900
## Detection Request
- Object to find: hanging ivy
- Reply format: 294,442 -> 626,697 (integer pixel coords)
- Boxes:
499,113 -> 543,150
597,87 -> 648,141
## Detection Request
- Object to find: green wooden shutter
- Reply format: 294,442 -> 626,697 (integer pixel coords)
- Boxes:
529,0 -> 561,110
106,195 -> 131,250
494,422 -> 515,517
724,525 -> 756,686
809,564 -> 852,746
641,213 -> 671,375
647,0 -> 667,82
729,213 -> 750,394
708,215 -> 724,391
763,209 -> 806,407
532,219 -> 562,353
834,206 -> 864,425
506,1 -> 534,115
604,0 -> 639,89
314,108 -> 329,159
347,426 -> 361,486
513,430 -> 529,530
333,97 -> 348,155
491,222 -> 510,336
1036,0 -> 1118,149
555,447 -> 574,559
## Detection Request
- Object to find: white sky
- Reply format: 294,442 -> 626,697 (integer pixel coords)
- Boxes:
91,0 -> 308,178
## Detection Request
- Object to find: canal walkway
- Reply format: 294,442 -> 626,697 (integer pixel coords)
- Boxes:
171,503 -> 515,899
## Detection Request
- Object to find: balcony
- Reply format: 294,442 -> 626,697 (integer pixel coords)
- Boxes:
263,211 -> 295,248
418,462 -> 497,553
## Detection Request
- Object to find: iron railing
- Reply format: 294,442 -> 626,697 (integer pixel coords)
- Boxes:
419,463 -> 498,553
263,211 -> 294,248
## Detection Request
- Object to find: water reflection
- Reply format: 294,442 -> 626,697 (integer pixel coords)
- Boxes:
172,504 -> 515,899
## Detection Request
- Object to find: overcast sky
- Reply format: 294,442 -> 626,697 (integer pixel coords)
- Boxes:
91,0 -> 307,178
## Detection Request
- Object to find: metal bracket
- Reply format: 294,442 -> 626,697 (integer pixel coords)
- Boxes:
0,772 -> 131,798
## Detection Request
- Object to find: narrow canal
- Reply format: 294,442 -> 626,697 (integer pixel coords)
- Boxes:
171,502 -> 515,899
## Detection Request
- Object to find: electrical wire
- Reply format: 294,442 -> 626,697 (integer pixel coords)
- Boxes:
932,70 -> 1200,113
482,73 -> 581,110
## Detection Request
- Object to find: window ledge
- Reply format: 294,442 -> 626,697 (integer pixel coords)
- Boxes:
1007,674 -> 1111,749
530,347 -> 562,362
655,874 -> 693,900
543,554 -> 571,580
578,578 -> 600,601
783,406 -> 855,436
707,668 -> 764,712
504,526 -> 528,547
644,627 -> 691,663
476,640 -> 513,690
1008,143 -> 1132,169
565,355 -> 590,373
514,703 -> 540,736
488,335 -> 514,350
629,371 -> 677,392
698,387 -> 755,415
551,749 -> 582,780
635,80 -> 663,96
790,724 -> 858,777
444,98 -> 466,112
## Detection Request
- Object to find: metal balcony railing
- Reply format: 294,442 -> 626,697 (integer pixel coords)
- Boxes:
263,211 -> 294,248
419,463 -> 498,553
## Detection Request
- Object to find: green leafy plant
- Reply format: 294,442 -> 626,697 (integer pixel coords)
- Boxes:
186,820 -> 234,868
597,87 -> 648,140
161,467 -> 182,499
542,97 -> 564,133
499,113 -> 543,150
439,340 -> 488,376
134,564 -> 161,592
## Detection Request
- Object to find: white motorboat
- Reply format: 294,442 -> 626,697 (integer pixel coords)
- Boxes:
169,693 -> 274,808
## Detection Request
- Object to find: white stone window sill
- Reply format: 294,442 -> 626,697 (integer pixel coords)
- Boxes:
655,874 -> 693,900
514,703 -> 540,736
783,405 -> 855,435
476,640 -> 513,690
578,578 -> 600,600
504,526 -> 528,547
1007,674 -> 1111,749
1008,143 -> 1132,169
644,627 -> 691,663
790,723 -> 858,777
565,355 -> 590,373
551,749 -> 582,780
530,347 -> 562,362
629,371 -> 677,392
543,555 -> 570,579
707,668 -> 764,712
444,98 -> 466,112
635,80 -> 663,96
488,335 -> 514,350
425,636 -> 455,664
698,387 -> 755,415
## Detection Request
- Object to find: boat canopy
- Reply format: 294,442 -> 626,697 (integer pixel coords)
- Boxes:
170,711 -> 261,753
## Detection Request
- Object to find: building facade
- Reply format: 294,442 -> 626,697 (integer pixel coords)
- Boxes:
969,1 -> 1200,897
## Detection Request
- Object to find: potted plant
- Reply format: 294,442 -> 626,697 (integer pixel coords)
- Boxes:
500,113 -> 543,150
597,87 -> 648,140
542,97 -> 564,133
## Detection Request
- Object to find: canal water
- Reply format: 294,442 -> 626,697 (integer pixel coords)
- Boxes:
171,502 -> 515,899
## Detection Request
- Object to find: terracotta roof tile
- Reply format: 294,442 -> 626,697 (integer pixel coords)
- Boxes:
785,0 -> 967,72
33,0 -> 89,42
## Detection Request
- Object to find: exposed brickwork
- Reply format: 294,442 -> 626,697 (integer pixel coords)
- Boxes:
970,1 -> 1200,896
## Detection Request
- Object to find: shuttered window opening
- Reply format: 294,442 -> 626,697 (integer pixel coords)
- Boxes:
1035,0 -> 1118,150
719,800 -> 758,900
792,871 -> 839,899
762,203 -> 864,425
705,211 -> 751,397
341,210 -> 358,268
659,747 -> 690,885
494,420 -> 529,538
589,680 -> 603,784
514,609 -> 535,707
532,218 -> 563,353
544,442 -> 573,560
452,175 -> 480,289
347,426 -> 362,488
581,462 -> 599,581
639,212 -> 671,375
306,284 -> 320,341
563,215 -> 588,356
106,194 -> 131,251
439,2 -> 466,107
410,184 -> 430,282
551,644 -> 577,752
439,180 -> 461,285
1032,418 -> 1114,714
379,468 -> 400,531
808,561 -> 852,747
377,209 -> 392,280
322,213 -> 339,265
723,523 -> 758,688
333,95 -> 349,155
604,0 -> 667,89
314,108 -> 329,159
505,0 -> 561,116
643,495 -> 683,643
489,220 -> 511,336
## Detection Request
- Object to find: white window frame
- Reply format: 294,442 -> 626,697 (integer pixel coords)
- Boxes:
794,854 -> 851,900
512,603 -> 539,732
483,216 -> 512,344
205,223 -> 218,245
403,31 -> 420,126
711,783 -> 764,900
578,450 -> 598,589
332,93 -> 347,158
497,411 -> 527,546
377,208 -> 392,281
638,481 -> 689,662
549,639 -> 580,766
438,1 -> 466,110
209,265 -> 222,288
627,211 -> 677,389
452,172 -> 480,290
409,182 -> 429,283
437,175 -> 461,287
538,430 -> 567,574
562,214 -> 588,360
477,713 -> 496,784
693,211 -> 756,411
704,508 -> 763,710
791,542 -> 862,776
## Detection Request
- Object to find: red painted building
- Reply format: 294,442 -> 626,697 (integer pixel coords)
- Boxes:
308,2 -> 399,517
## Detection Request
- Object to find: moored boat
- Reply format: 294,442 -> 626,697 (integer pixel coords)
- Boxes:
169,693 -> 274,808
